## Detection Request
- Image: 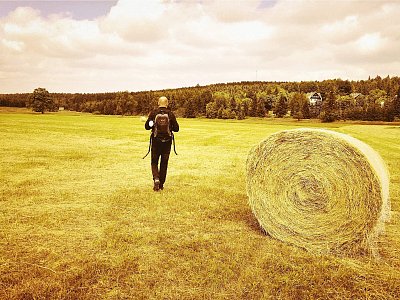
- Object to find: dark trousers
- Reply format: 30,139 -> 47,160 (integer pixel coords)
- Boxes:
151,137 -> 172,185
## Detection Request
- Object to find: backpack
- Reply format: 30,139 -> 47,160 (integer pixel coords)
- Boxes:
143,110 -> 178,159
153,111 -> 171,140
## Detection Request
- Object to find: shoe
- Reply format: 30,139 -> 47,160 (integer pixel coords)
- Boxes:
153,178 -> 160,191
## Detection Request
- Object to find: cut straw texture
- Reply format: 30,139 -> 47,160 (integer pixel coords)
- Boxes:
246,128 -> 390,255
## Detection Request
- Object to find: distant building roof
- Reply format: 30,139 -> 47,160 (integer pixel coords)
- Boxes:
350,93 -> 362,98
307,92 -> 322,98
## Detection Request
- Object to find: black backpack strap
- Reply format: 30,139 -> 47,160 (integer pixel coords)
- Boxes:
142,133 -> 153,159
172,132 -> 178,155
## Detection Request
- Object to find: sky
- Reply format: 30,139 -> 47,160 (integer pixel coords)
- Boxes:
0,0 -> 399,93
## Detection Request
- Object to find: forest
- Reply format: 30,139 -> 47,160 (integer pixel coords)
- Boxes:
1,76 -> 400,122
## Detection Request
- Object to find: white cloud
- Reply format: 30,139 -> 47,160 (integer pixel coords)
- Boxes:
320,15 -> 359,44
356,33 -> 384,54
100,0 -> 168,43
0,0 -> 399,93
1,38 -> 24,52
201,0 -> 263,23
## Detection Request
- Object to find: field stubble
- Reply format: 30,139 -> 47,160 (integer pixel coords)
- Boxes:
1,109 -> 400,299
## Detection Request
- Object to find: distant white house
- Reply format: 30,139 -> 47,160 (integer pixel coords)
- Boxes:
307,92 -> 323,106
59,106 -> 65,111
306,92 -> 323,117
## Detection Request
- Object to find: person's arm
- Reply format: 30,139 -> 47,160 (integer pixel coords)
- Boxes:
169,112 -> 179,132
145,111 -> 155,130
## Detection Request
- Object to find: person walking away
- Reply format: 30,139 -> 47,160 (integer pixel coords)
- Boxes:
145,96 -> 179,191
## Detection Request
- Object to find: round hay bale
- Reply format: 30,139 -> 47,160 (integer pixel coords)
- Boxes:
246,128 -> 390,255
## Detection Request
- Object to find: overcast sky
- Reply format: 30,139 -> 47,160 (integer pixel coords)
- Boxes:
0,0 -> 399,93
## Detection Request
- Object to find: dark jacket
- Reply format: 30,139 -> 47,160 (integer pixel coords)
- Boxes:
145,107 -> 179,135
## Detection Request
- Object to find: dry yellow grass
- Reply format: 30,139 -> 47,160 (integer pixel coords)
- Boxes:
0,108 -> 400,299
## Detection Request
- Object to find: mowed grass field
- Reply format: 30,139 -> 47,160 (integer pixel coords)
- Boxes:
1,107 -> 400,299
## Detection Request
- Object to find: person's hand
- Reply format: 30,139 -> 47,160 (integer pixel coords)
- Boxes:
149,120 -> 154,127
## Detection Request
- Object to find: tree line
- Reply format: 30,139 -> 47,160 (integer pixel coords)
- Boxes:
1,76 -> 399,122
